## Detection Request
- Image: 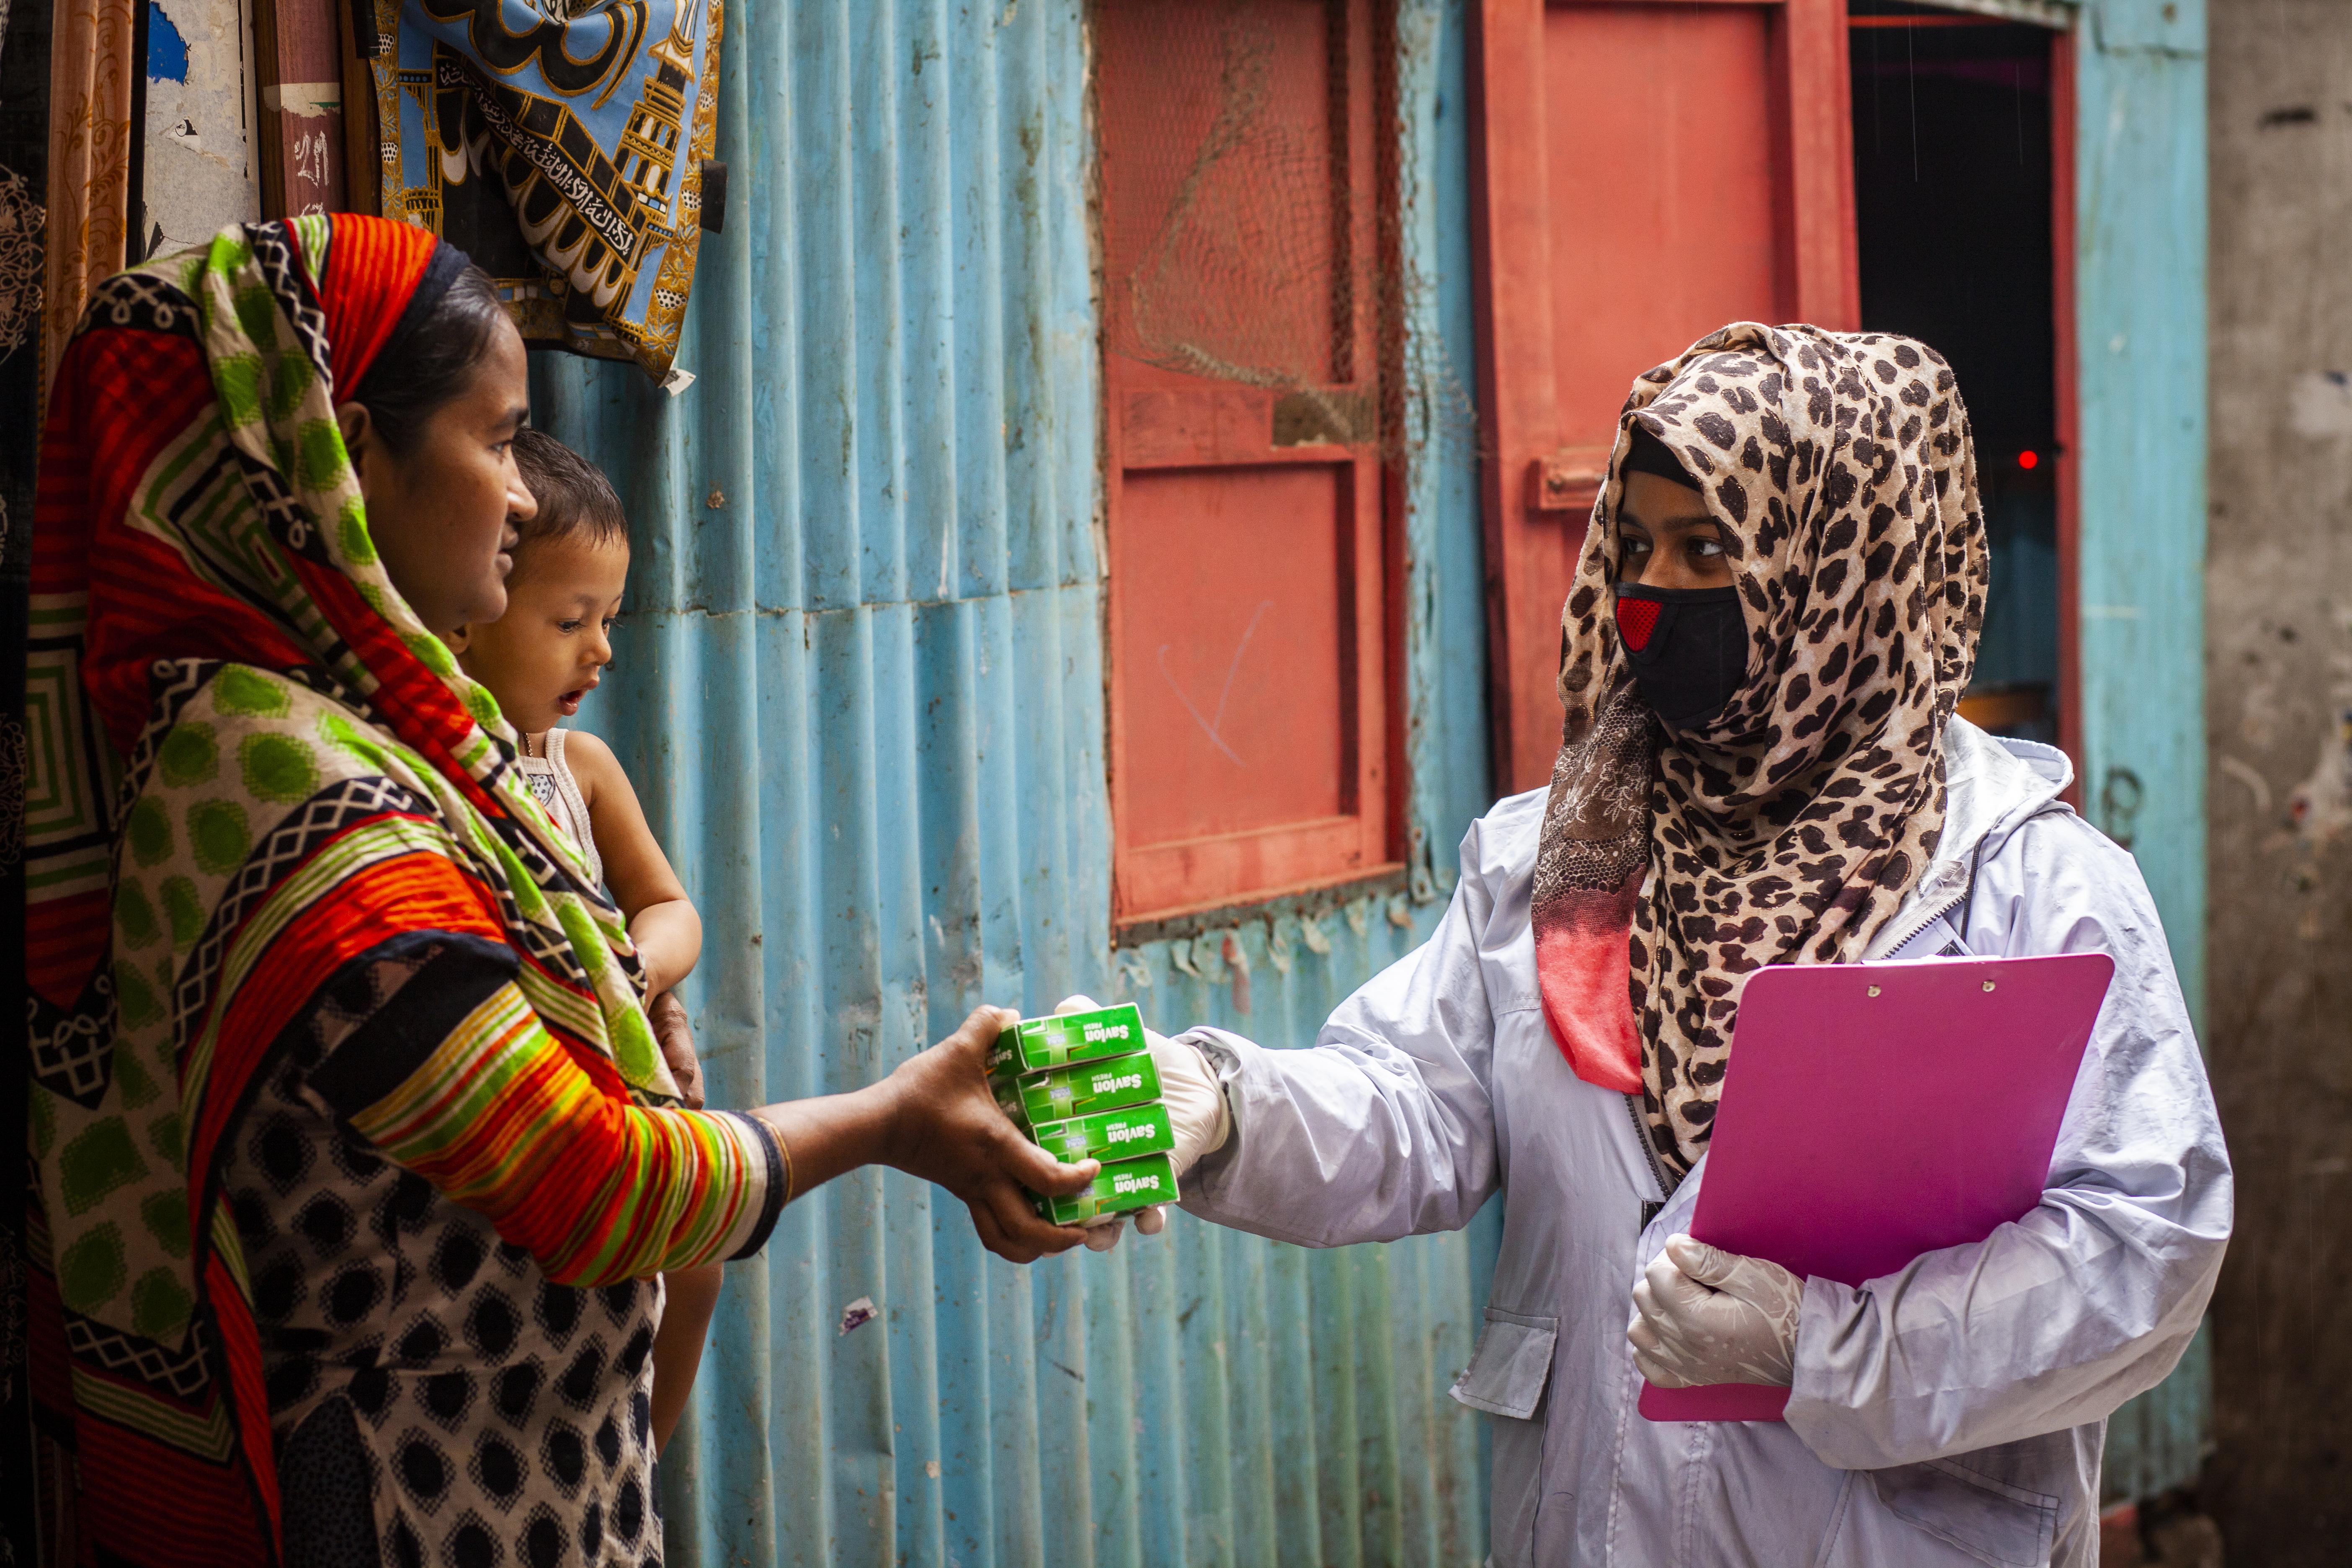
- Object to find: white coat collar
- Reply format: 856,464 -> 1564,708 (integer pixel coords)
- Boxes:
1865,717 -> 2076,954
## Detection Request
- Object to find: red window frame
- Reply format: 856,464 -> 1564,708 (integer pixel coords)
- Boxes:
1096,0 -> 1408,928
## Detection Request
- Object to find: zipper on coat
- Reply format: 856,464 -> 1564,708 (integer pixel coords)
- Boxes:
1869,888 -> 1968,961
1873,820 -> 2015,959
1625,1092 -> 1675,1227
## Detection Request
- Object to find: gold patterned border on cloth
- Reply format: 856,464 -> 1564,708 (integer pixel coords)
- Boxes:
368,0 -> 723,383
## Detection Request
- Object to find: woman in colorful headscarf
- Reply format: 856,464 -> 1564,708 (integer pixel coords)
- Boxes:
1107,325 -> 2231,1565
23,215 -> 1099,1568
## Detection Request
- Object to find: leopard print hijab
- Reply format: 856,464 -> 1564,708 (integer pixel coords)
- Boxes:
1531,323 -> 1988,1181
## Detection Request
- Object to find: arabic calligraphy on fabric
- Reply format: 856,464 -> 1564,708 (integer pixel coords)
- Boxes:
370,0 -> 721,380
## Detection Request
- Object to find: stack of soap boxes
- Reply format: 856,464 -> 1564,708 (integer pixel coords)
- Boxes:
989,1003 -> 1179,1224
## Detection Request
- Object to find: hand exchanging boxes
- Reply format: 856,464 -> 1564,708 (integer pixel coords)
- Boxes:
990,1001 -> 1183,1228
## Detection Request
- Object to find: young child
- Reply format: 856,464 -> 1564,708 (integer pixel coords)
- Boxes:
451,428 -> 721,1452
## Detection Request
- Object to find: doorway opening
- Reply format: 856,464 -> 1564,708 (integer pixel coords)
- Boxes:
1850,3 -> 2064,746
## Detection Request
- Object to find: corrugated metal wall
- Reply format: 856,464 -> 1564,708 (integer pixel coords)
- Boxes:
532,2 -> 1500,1563
524,0 -> 2214,1544
2073,0 -> 2213,1504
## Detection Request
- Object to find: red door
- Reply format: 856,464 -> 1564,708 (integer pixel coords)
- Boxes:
1096,0 -> 1401,926
1472,0 -> 1859,792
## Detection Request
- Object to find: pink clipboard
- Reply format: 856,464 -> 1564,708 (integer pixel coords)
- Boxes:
1638,951 -> 2114,1424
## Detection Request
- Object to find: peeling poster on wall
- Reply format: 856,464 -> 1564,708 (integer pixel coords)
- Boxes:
138,0 -> 262,257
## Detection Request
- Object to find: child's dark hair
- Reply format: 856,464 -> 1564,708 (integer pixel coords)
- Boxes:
510,428 -> 629,560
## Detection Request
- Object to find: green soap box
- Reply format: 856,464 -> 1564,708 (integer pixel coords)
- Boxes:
1031,1101 -> 1174,1165
993,1050 -> 1162,1126
1037,1152 -> 1180,1225
987,1003 -> 1146,1077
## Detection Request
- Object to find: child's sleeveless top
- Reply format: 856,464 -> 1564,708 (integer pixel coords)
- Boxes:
514,729 -> 602,886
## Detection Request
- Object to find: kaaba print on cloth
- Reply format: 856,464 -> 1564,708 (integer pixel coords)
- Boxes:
370,0 -> 723,381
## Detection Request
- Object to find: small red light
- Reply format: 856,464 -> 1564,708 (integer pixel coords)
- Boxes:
2017,449 -> 2040,470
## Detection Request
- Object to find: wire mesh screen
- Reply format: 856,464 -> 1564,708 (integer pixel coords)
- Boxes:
1100,0 -> 1352,388
1095,0 -> 1474,458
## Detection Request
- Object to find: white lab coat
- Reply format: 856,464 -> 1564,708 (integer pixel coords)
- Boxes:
1177,720 -> 2231,1568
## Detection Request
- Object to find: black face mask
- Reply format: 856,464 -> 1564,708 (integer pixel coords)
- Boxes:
1613,582 -> 1748,728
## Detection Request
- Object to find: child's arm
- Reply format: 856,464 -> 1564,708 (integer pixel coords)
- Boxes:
565,731 -> 703,998
650,1262 -> 724,1451
567,734 -> 722,1451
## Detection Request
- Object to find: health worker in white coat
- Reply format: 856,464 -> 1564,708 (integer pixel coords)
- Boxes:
1095,324 -> 2232,1568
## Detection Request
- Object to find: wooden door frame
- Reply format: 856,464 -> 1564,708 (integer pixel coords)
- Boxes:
253,0 -> 351,216
1465,0 -> 1558,797
1467,0 -> 1861,794
2050,22 -> 2083,802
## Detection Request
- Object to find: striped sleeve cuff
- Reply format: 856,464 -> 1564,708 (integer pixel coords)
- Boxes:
716,1111 -> 788,1262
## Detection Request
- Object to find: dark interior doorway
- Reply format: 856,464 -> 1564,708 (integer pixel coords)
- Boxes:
1850,3 -> 2061,744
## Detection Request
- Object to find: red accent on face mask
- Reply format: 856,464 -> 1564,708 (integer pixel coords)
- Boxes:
1616,595 -> 1661,652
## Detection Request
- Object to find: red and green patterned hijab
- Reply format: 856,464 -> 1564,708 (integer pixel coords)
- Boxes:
26,215 -> 669,1561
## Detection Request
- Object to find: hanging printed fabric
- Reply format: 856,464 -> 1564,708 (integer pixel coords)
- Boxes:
366,0 -> 722,381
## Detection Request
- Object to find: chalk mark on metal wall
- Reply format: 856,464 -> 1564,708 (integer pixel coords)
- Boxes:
1156,597 -> 1273,765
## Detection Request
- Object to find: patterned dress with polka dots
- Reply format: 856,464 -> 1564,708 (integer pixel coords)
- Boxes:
222,941 -> 672,1568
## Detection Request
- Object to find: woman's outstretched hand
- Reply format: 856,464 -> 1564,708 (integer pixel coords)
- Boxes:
749,1005 -> 1100,1264
882,1006 -> 1104,1262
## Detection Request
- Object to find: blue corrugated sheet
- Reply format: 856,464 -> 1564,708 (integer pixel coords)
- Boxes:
527,0 -> 2210,1550
2074,0 -> 2213,1501
535,2 -> 1500,1563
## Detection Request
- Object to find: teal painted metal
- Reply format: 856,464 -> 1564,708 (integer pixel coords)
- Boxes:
532,1 -> 1497,1563
2072,0 -> 2212,1503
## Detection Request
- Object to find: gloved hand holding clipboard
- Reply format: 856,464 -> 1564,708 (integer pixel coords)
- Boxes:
1638,950 -> 2116,1424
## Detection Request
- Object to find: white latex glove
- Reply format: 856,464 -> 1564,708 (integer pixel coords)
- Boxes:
1626,1234 -> 1804,1388
1050,994 -> 1231,1246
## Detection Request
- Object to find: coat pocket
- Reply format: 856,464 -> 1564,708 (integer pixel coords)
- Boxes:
1866,1439 -> 2064,1568
1449,1308 -> 1559,1420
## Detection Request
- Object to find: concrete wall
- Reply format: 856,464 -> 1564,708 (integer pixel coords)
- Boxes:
2203,5 -> 2352,1560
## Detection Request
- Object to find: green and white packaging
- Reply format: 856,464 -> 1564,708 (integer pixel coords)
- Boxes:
991,1075 -> 1027,1122
994,1050 -> 1161,1127
987,1003 -> 1146,1078
1030,1102 -> 1175,1165
1037,1152 -> 1179,1225
996,1005 -> 1179,1226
